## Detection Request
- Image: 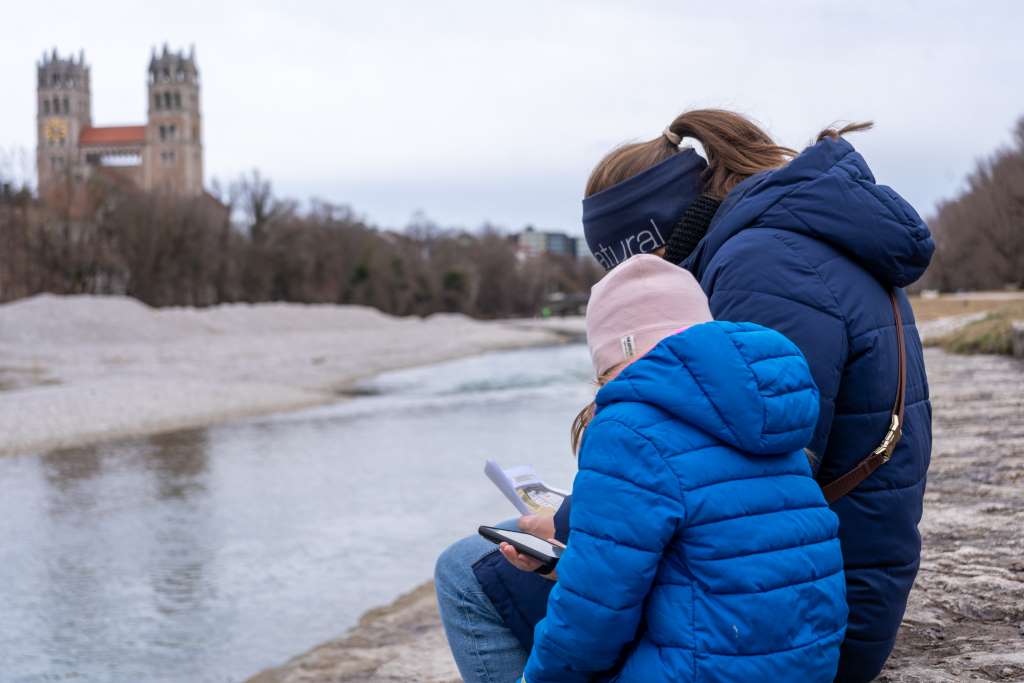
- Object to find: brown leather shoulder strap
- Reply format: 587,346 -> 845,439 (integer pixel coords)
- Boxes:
819,290 -> 906,504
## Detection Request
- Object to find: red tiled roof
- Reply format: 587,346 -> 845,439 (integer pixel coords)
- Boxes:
79,125 -> 146,146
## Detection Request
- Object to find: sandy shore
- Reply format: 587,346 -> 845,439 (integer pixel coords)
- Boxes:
247,346 -> 1024,683
0,295 -> 584,456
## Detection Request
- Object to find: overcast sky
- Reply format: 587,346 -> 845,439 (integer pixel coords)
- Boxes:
2,1 -> 1022,233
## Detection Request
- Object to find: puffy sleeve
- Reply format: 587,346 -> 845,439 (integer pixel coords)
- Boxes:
700,230 -> 848,463
522,417 -> 684,683
552,496 -> 572,544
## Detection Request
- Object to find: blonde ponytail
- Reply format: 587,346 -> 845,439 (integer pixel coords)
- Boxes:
585,109 -> 875,201
663,109 -> 797,199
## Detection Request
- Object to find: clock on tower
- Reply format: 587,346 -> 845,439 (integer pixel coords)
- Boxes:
44,117 -> 68,145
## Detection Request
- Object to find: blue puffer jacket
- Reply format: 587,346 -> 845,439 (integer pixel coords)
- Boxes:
523,321 -> 847,683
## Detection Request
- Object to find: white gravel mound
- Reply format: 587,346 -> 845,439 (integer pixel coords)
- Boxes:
0,294 -> 211,345
0,295 -> 571,456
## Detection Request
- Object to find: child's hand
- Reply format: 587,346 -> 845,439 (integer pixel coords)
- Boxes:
517,513 -> 556,539
498,539 -> 566,581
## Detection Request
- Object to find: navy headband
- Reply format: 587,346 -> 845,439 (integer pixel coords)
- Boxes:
582,149 -> 707,270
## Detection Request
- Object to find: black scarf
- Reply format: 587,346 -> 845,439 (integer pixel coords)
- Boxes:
662,194 -> 721,265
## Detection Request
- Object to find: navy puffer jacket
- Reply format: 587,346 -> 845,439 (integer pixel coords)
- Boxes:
686,137 -> 933,682
475,138 -> 934,683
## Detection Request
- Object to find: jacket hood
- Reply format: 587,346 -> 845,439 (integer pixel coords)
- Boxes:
596,321 -> 819,456
685,138 -> 934,288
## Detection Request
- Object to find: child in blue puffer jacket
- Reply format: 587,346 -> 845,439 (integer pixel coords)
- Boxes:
508,254 -> 847,682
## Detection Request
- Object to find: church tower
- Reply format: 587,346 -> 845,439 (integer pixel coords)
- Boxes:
144,44 -> 203,195
36,49 -> 91,198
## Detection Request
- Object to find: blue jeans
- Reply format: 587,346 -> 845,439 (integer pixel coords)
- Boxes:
435,520 -> 528,683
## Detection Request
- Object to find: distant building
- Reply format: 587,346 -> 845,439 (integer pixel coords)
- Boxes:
545,232 -> 576,258
517,226 -> 588,260
36,45 -> 204,202
517,226 -> 548,257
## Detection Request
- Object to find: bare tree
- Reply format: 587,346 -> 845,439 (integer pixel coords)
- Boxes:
920,115 -> 1024,292
2,170 -> 603,316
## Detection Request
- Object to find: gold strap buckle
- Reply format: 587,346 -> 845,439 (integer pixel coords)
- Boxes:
873,415 -> 902,463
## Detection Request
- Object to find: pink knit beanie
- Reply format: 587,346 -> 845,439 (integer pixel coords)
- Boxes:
586,254 -> 713,376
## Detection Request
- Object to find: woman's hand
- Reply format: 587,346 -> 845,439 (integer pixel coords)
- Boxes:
498,538 -> 566,581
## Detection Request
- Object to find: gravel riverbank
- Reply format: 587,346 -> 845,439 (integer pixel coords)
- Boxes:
0,295 -> 584,457
247,347 -> 1024,683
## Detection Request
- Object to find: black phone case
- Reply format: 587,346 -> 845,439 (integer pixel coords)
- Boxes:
477,525 -> 561,566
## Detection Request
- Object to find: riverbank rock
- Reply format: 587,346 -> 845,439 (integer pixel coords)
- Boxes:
246,582 -> 458,683
247,347 -> 1024,683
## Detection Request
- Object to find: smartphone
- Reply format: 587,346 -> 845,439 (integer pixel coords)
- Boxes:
478,526 -> 562,566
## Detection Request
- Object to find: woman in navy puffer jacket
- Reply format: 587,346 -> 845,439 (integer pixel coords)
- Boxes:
436,109 -> 933,683
513,254 -> 847,682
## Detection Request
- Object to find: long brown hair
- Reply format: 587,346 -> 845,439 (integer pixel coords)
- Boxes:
584,109 -> 873,200
570,366 -> 619,455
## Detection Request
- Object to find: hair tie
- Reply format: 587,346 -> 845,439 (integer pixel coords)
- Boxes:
662,127 -> 681,146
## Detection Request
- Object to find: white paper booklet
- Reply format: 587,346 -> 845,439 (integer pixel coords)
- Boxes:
484,459 -> 569,515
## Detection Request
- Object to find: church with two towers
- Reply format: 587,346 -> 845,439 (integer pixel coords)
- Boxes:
36,45 -> 204,201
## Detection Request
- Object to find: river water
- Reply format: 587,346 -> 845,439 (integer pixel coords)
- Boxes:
0,344 -> 593,682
